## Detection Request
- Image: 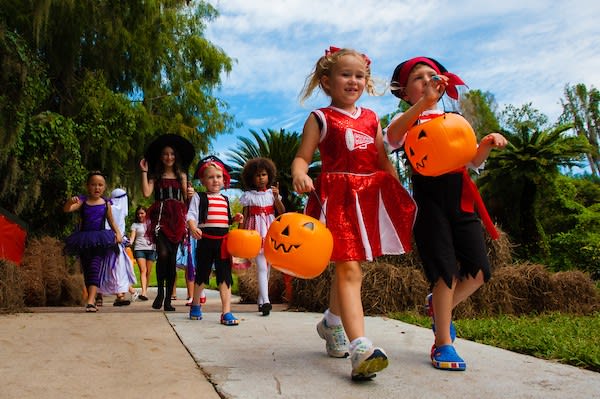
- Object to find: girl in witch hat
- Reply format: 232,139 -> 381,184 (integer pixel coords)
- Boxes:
140,134 -> 195,311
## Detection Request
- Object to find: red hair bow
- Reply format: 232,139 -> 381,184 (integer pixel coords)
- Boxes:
325,46 -> 371,67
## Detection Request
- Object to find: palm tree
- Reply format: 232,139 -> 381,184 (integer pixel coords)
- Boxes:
478,104 -> 591,260
227,128 -> 321,212
560,83 -> 600,177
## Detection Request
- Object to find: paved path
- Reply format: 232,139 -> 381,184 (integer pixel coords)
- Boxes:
1,288 -> 599,399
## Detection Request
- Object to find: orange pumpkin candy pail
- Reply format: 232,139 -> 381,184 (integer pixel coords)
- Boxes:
264,212 -> 333,279
226,229 -> 262,259
404,113 -> 477,176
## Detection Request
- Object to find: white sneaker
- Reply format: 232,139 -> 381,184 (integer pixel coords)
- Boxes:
316,318 -> 349,358
131,291 -> 140,302
350,340 -> 388,381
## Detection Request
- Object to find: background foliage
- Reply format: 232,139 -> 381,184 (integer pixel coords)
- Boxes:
0,1 -> 233,235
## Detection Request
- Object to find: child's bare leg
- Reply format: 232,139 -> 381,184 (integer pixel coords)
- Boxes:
432,279 -> 455,347
333,261 -> 364,342
185,270 -> 194,299
452,270 -> 485,308
192,282 -> 205,305
145,260 -> 154,295
219,282 -> 232,314
87,285 -> 98,306
137,258 -> 148,296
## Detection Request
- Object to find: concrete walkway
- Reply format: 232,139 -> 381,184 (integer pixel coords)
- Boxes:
1,288 -> 599,399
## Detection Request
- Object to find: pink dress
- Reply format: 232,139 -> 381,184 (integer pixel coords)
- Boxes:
305,106 -> 417,261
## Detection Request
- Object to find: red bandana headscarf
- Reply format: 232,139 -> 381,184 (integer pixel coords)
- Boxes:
391,56 -> 466,100
194,155 -> 231,189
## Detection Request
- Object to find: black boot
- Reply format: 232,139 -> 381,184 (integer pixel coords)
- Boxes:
164,282 -> 175,311
152,282 -> 164,310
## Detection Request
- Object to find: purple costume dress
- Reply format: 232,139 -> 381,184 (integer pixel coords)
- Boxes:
64,196 -> 117,287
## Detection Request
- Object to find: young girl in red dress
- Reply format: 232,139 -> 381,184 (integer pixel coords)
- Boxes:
292,47 -> 416,381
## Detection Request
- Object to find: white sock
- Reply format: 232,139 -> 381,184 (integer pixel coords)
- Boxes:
324,309 -> 342,326
349,337 -> 371,353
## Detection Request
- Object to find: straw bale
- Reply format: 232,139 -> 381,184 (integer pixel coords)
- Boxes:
16,236 -> 84,307
0,259 -> 25,312
236,263 -> 286,304
549,270 -> 599,314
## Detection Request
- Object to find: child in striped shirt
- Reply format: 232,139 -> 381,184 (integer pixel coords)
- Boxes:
187,155 -> 243,325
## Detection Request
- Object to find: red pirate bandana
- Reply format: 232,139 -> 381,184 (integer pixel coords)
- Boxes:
194,155 -> 231,189
391,56 -> 465,100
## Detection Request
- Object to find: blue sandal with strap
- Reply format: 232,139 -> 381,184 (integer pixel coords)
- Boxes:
189,305 -> 202,320
432,345 -> 467,371
221,312 -> 239,326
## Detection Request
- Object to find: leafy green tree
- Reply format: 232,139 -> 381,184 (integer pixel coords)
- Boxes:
560,83 -> 600,176
478,104 -> 591,260
226,128 -> 321,212
0,1 -> 234,234
460,90 -> 501,139
535,174 -> 600,275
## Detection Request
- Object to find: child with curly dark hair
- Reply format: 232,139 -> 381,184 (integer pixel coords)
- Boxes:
240,157 -> 285,316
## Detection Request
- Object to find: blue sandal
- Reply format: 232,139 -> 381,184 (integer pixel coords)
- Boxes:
431,345 -> 466,371
221,312 -> 239,326
189,305 -> 202,320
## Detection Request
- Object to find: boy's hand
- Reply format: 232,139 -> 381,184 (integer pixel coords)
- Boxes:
481,133 -> 508,149
423,74 -> 448,107
190,226 -> 203,240
233,213 -> 244,224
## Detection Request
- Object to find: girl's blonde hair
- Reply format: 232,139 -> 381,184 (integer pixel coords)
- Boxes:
299,48 -> 375,103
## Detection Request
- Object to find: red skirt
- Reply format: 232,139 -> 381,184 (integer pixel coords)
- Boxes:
146,199 -> 187,244
306,171 -> 416,261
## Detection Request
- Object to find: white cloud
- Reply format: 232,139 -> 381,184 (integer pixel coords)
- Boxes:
204,0 -> 600,151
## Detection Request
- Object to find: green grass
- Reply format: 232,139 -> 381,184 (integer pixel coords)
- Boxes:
131,264 -> 239,294
389,311 -> 600,372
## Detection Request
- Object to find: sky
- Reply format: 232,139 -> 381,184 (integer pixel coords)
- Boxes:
203,0 -> 600,159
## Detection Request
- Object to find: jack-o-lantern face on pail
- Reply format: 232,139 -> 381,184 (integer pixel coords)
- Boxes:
264,212 -> 333,279
405,113 -> 477,176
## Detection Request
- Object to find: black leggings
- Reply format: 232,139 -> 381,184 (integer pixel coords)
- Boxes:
156,232 -> 178,300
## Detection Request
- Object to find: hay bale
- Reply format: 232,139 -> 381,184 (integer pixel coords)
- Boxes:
61,274 -> 85,306
0,259 -> 25,312
289,261 -> 430,315
19,239 -> 45,306
290,264 -> 333,312
475,263 -> 547,316
361,261 -> 429,315
549,270 -> 599,314
485,226 -> 513,271
235,263 -> 287,304
18,236 -> 84,307
520,263 -> 554,313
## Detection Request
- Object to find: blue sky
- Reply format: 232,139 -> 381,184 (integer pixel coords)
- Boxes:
204,0 -> 600,160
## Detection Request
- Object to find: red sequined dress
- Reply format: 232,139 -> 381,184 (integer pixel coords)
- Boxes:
305,106 -> 417,261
